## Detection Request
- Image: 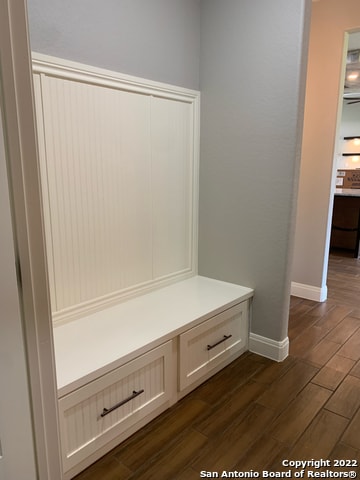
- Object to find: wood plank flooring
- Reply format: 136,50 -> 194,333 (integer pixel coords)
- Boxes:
75,252 -> 360,479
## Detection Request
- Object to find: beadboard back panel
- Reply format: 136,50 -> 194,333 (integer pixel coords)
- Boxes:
32,54 -> 200,324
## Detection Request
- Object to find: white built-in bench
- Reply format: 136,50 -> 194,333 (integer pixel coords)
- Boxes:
32,54 -> 254,480
53,275 -> 253,479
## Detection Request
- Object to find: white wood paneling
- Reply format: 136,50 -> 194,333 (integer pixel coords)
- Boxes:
39,76 -> 153,313
58,341 -> 173,472
152,96 -> 193,278
178,302 -> 249,390
33,54 -> 200,323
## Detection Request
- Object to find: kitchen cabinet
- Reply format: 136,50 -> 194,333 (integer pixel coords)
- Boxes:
330,190 -> 360,257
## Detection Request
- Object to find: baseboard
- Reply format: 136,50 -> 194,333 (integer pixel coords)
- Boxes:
249,333 -> 289,362
291,282 -> 327,302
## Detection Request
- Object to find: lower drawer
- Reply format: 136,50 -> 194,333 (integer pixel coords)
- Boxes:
179,302 -> 248,390
58,341 -> 173,472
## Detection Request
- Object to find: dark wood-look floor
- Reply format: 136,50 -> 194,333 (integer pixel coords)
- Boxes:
75,252 -> 360,479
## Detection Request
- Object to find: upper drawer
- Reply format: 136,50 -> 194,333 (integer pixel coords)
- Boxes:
179,302 -> 249,390
58,341 -> 173,472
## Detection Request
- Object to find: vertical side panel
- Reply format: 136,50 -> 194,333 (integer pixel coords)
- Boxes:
0,77 -> 38,480
33,73 -> 57,311
118,91 -> 153,288
151,97 -> 194,278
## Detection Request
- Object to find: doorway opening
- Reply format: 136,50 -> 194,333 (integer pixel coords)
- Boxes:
329,31 -> 360,262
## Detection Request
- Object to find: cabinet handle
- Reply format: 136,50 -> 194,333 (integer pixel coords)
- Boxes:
100,389 -> 144,417
207,334 -> 232,351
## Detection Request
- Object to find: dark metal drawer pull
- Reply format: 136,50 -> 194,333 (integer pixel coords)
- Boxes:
100,389 -> 144,417
207,334 -> 232,351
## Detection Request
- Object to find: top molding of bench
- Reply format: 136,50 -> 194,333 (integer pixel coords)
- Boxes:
53,275 -> 253,397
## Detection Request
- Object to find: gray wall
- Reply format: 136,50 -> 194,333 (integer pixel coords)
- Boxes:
27,0 -> 311,344
27,0 -> 200,90
198,0 -> 311,341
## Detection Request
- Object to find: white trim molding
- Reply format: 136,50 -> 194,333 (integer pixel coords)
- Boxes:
249,333 -> 289,362
291,281 -> 327,302
0,11 -> 62,480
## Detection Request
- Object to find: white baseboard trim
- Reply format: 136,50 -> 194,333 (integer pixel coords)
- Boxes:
291,282 -> 327,302
249,333 -> 289,362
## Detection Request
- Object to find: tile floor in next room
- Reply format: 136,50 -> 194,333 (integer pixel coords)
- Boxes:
75,251 -> 360,480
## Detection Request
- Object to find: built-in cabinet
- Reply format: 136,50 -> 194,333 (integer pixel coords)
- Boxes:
32,54 -> 254,479
59,341 -> 173,473
179,301 -> 248,390
54,276 -> 252,479
57,296 -> 252,476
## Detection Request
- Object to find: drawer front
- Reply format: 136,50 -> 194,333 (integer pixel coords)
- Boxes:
59,341 -> 173,472
179,302 -> 248,390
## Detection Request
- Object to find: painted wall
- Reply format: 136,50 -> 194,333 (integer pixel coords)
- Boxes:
27,0 -> 312,345
292,0 -> 360,296
0,88 -> 37,480
198,0 -> 311,342
1,2 -> 62,477
26,0 -> 200,90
